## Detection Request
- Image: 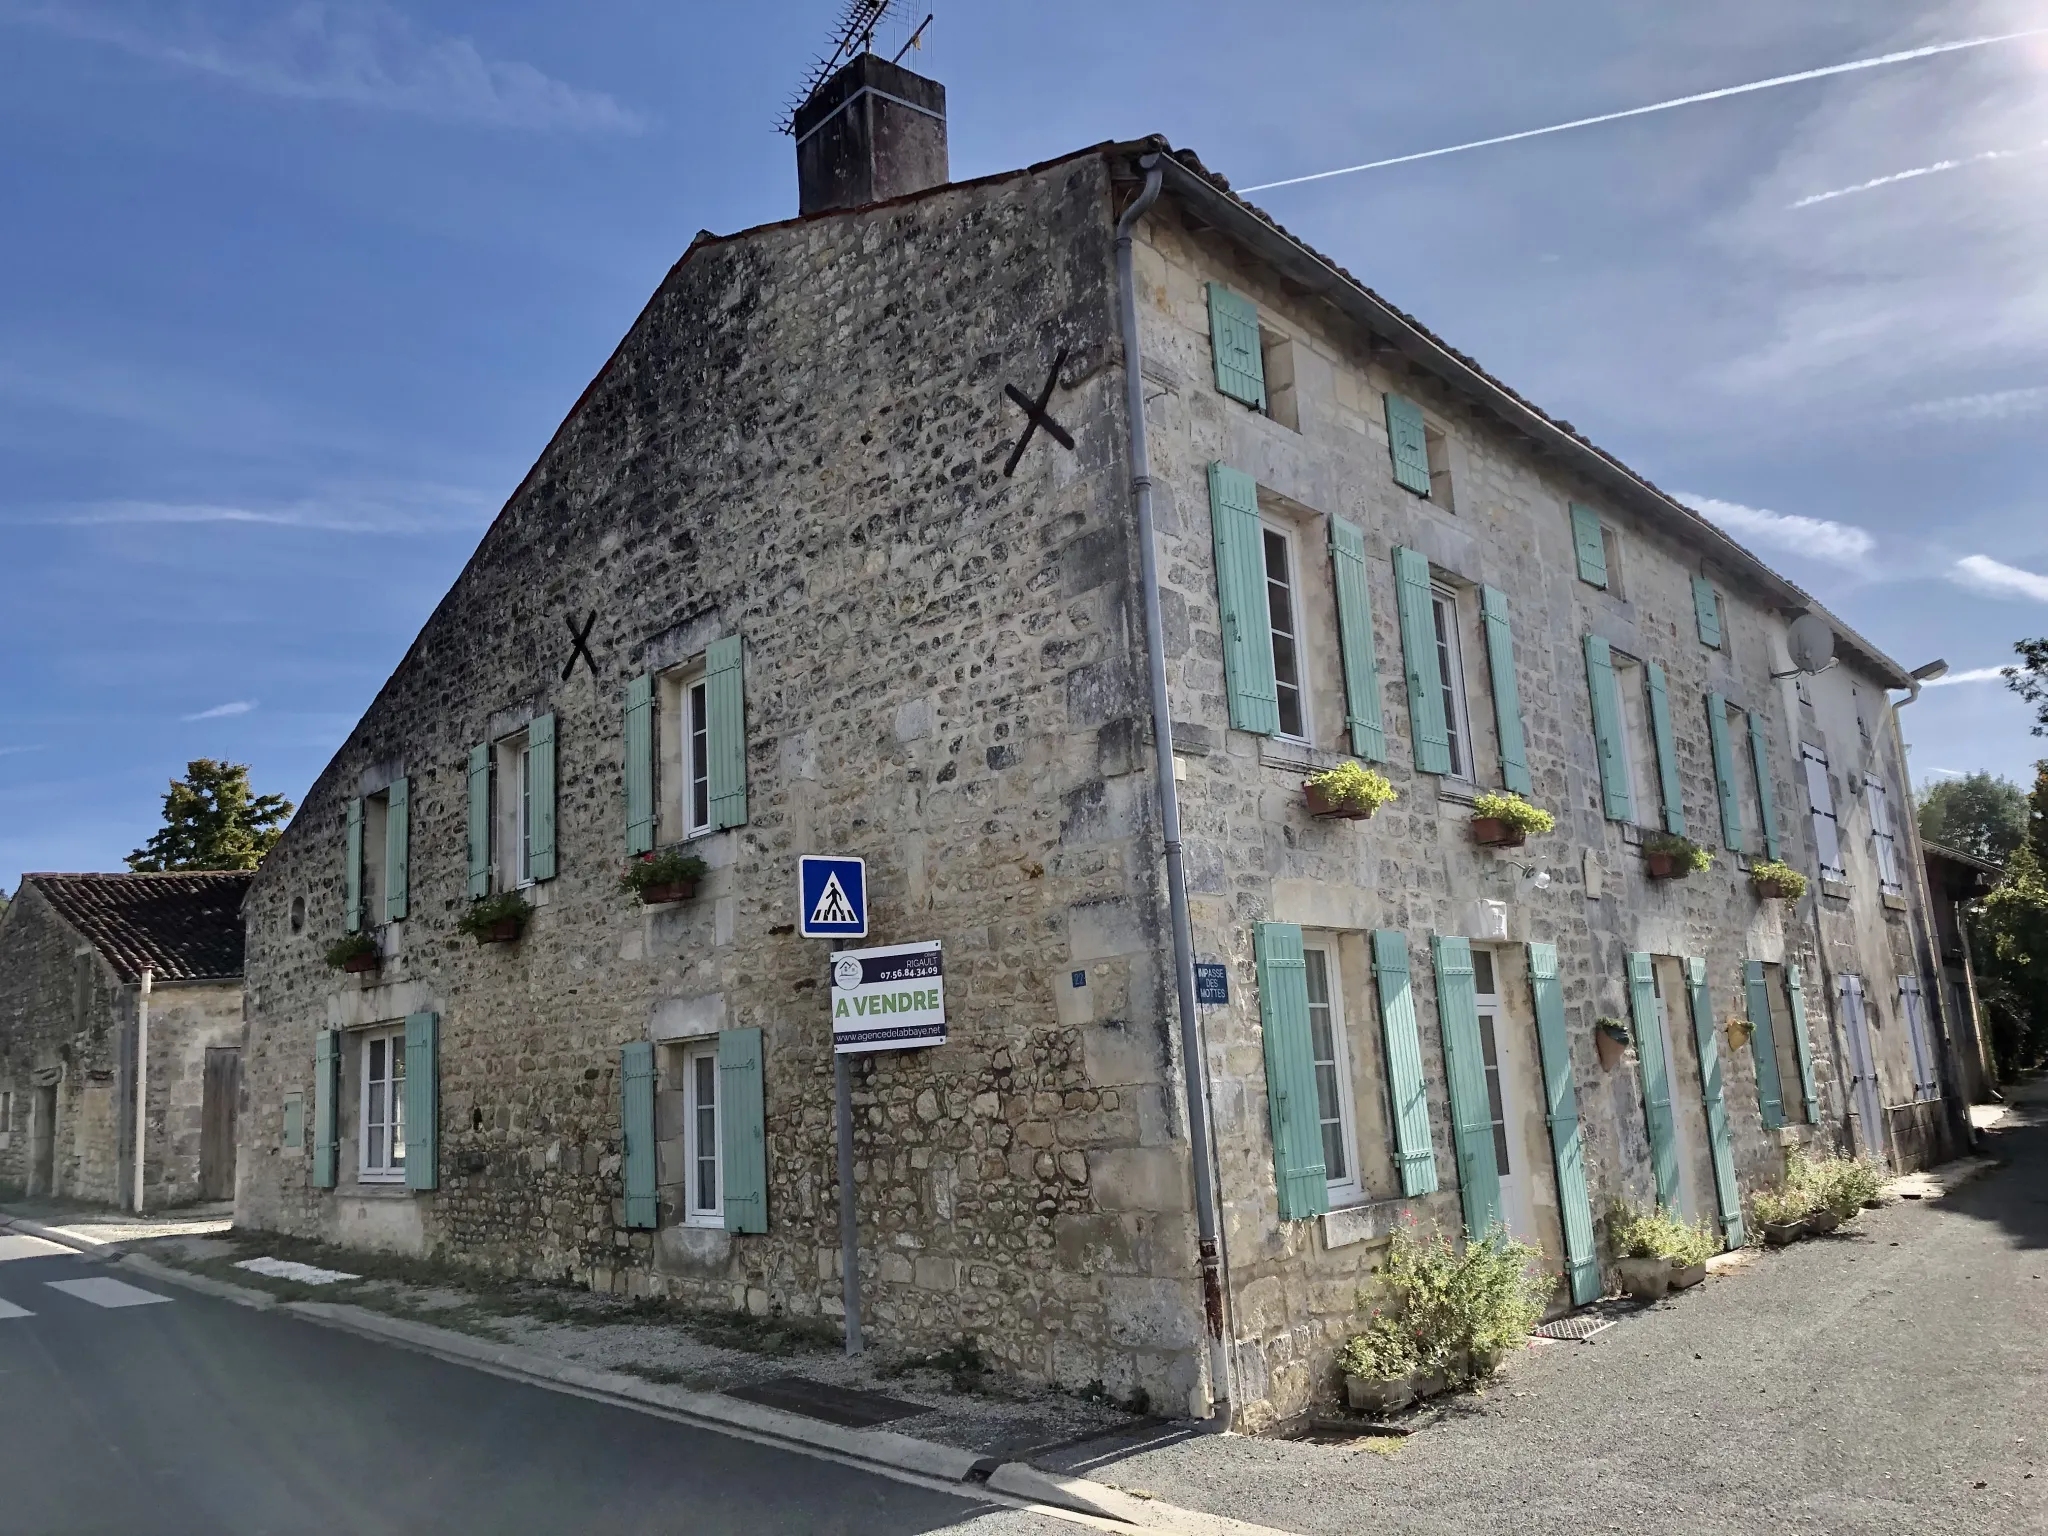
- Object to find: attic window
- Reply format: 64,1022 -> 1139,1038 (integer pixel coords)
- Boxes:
1425,424 -> 1455,511
290,896 -> 306,935
1259,328 -> 1300,432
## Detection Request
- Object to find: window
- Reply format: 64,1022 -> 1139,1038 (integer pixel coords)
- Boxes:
1803,745 -> 1844,881
1301,945 -> 1360,1204
1425,424 -> 1456,511
1724,700 -> 1760,852
1470,949 -> 1510,1177
682,1040 -> 723,1225
492,732 -> 535,888
1867,775 -> 1902,895
1258,328 -> 1299,432
1599,526 -> 1626,599
1261,523 -> 1309,741
657,668 -> 714,839
1613,654 -> 1660,828
359,1027 -> 406,1182
1897,977 -> 1938,1101
1428,586 -> 1475,778
360,789 -> 390,922
1758,962 -> 1810,1125
0,1090 -> 12,1145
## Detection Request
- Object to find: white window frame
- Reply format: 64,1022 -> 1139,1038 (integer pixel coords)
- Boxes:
358,1025 -> 407,1183
1867,774 -> 1902,895
657,667 -> 714,842
1260,519 -> 1311,744
682,1039 -> 723,1227
1803,744 -> 1845,881
1470,949 -> 1512,1180
491,731 -> 535,891
1300,944 -> 1361,1206
1428,584 -> 1475,781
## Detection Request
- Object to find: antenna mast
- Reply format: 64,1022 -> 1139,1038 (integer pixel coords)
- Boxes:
780,0 -> 897,134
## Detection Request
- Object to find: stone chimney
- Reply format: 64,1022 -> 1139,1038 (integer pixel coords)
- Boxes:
793,52 -> 947,216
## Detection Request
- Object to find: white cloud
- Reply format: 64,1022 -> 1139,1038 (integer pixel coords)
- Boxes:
0,744 -> 45,758
1951,553 -> 2048,600
1676,492 -> 1877,569
1919,664 -> 2016,685
6,483 -> 497,535
1788,140 -> 2048,208
183,701 -> 256,721
5,1 -> 643,133
1899,383 -> 2048,421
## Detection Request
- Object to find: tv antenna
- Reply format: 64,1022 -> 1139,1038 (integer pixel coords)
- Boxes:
780,0 -> 897,133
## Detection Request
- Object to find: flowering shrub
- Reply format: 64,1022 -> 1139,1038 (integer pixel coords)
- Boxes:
1470,792 -> 1556,836
620,848 -> 709,894
1345,1224 -> 1551,1383
1303,762 -> 1399,815
458,891 -> 533,938
323,932 -> 379,970
1749,859 -> 1809,900
1607,1201 -> 1718,1265
1643,832 -> 1714,873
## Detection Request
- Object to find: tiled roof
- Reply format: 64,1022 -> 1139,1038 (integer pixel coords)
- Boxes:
23,872 -> 251,983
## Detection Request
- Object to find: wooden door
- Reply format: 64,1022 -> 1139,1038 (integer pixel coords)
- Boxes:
30,1086 -> 56,1195
200,1047 -> 241,1202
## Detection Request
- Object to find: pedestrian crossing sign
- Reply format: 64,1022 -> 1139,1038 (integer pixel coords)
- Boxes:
799,856 -> 867,938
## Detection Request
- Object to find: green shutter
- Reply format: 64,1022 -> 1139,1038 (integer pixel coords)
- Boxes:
1747,710 -> 1782,861
1645,661 -> 1684,836
1480,586 -> 1532,796
718,1028 -> 768,1234
1706,694 -> 1743,853
1692,576 -> 1723,648
1394,547 -> 1452,775
1328,519 -> 1387,762
344,798 -> 364,933
1255,922 -> 1329,1220
282,1094 -> 304,1152
404,1011 -> 439,1192
466,743 -> 491,899
1785,963 -> 1820,1123
624,674 -> 655,856
384,776 -> 410,923
528,712 -> 557,880
1209,464 -> 1279,735
1627,952 -> 1681,1210
1384,392 -> 1431,496
1744,960 -> 1787,1130
621,1041 -> 657,1230
706,637 -> 748,830
1431,935 -> 1501,1241
1584,636 -> 1633,822
1370,931 -> 1439,1197
1206,282 -> 1266,410
1570,503 -> 1608,588
313,1028 -> 340,1190
1685,959 -> 1743,1247
1527,943 -> 1600,1304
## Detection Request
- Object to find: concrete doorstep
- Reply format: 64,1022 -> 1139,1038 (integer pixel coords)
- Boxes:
0,1212 -> 1291,1536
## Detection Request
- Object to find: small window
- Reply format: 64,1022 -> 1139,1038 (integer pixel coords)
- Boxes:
1470,951 -> 1510,1177
1724,701 -> 1760,852
1897,977 -> 1938,1101
1429,585 -> 1475,780
289,895 -> 306,934
1599,526 -> 1626,599
657,667 -> 714,841
359,1026 -> 407,1182
1261,523 -> 1309,741
1867,775 -> 1902,894
0,1090 -> 12,1139
1302,945 -> 1360,1205
1759,963 -> 1809,1125
1424,424 -> 1455,511
683,1039 -> 723,1226
1613,654 -> 1660,828
1803,745 -> 1844,881
361,790 -> 391,922
1258,328 -> 1299,432
493,732 -> 535,889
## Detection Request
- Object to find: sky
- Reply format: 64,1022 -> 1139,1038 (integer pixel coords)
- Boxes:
3,0 -> 2046,889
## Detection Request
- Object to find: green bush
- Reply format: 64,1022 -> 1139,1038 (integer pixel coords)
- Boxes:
1643,832 -> 1714,873
620,848 -> 709,894
323,932 -> 379,970
1749,859 -> 1809,900
1471,792 -> 1556,836
1348,1224 -> 1551,1380
1335,1313 -> 1418,1381
458,891 -> 534,938
1606,1202 -> 1718,1265
1303,761 -> 1399,815
1788,1150 -> 1885,1219
1750,1183 -> 1809,1225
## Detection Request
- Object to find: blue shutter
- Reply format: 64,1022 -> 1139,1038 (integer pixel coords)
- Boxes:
718,1028 -> 768,1234
528,713 -> 558,881
625,674 -> 655,856
1570,504 -> 1608,588
344,798 -> 364,933
1744,960 -> 1787,1131
1255,922 -> 1329,1220
621,1041 -> 657,1230
1747,710 -> 1782,862
1481,586 -> 1532,795
706,637 -> 748,830
404,1012 -> 439,1192
1706,694 -> 1743,853
1384,392 -> 1431,496
384,776 -> 410,923
1528,943 -> 1600,1304
1685,959 -> 1742,1247
1645,661 -> 1684,836
1785,964 -> 1820,1123
1627,952 -> 1681,1209
1371,931 -> 1439,1197
313,1028 -> 340,1190
1328,518 -> 1387,762
1692,576 -> 1723,648
1209,464 -> 1280,735
1394,547 -> 1452,775
1206,282 -> 1266,410
1431,935 -> 1502,1241
466,743 -> 491,899
1584,636 -> 1633,822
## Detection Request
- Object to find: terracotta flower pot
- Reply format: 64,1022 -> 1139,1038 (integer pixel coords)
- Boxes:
1667,1259 -> 1708,1291
1617,1255 -> 1670,1300
1595,1029 -> 1630,1071
1345,1373 -> 1416,1414
1645,851 -> 1688,881
1304,782 -> 1373,820
637,881 -> 699,905
1762,1218 -> 1808,1246
1471,817 -> 1526,849
342,952 -> 380,974
1752,878 -> 1793,900
476,917 -> 524,945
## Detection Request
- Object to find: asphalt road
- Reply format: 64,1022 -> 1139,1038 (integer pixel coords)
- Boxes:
0,1238 -> 1064,1536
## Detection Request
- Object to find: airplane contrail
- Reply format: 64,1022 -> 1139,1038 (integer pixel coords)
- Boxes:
1789,141 -> 2048,207
1240,28 -> 2048,194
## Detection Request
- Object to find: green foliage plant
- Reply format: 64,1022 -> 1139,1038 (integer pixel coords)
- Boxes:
1917,771 -> 2028,863
1471,792 -> 1556,836
620,849 -> 709,895
323,932 -> 379,971
1974,770 -> 2048,1074
1750,1183 -> 1809,1226
127,759 -> 294,871
1643,832 -> 1713,873
1304,761 -> 1399,815
1749,859 -> 1808,900
458,891 -> 534,939
1351,1223 -> 1550,1381
2007,638 -> 2048,739
1788,1151 -> 1885,1220
1606,1202 -> 1717,1265
1335,1313 -> 1419,1382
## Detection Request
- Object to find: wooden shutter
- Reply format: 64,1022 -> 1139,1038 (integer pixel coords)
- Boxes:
1209,463 -> 1279,735
466,743 -> 491,899
344,798 -> 364,934
384,776 -> 410,923
620,1041 -> 658,1230
1394,547 -> 1452,774
1785,963 -> 1820,1122
528,713 -> 558,880
718,1028 -> 768,1234
624,674 -> 655,856
1371,930 -> 1439,1197
1706,694 -> 1743,852
282,1094 -> 304,1152
706,637 -> 748,830
1747,710 -> 1782,861
1743,961 -> 1787,1130
312,1028 -> 340,1189
1255,922 -> 1329,1220
1328,518 -> 1387,761
1527,942 -> 1600,1304
1686,959 -> 1743,1247
404,1011 -> 438,1192
1626,952 -> 1681,1210
1645,661 -> 1684,836
1206,282 -> 1266,410
1480,586 -> 1532,795
1384,392 -> 1431,496
1570,503 -> 1608,587
1692,576 -> 1723,648
1431,935 -> 1501,1241
1583,636 -> 1633,822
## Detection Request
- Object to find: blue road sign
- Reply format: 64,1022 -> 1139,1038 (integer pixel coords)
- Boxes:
799,856 -> 868,939
1193,962 -> 1230,1006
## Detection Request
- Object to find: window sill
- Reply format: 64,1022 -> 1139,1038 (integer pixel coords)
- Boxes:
1321,1195 -> 1416,1251
1435,781 -> 1478,807
682,1213 -> 724,1231
1882,891 -> 1909,913
354,1174 -> 409,1191
1257,735 -> 1348,776
1820,878 -> 1851,901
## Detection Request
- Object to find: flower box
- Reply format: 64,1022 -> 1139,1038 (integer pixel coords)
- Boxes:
1617,1255 -> 1669,1301
1305,780 -> 1376,820
476,917 -> 524,945
1471,817 -> 1526,849
1667,1259 -> 1708,1291
1762,1217 -> 1808,1247
636,881 -> 700,905
342,952 -> 380,975
1752,877 -> 1796,900
1345,1373 -> 1416,1414
1805,1208 -> 1841,1235
1644,850 -> 1689,881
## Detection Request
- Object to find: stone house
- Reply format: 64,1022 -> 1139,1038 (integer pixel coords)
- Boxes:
0,872 -> 249,1208
235,56 -> 1963,1427
1921,839 -> 2003,1107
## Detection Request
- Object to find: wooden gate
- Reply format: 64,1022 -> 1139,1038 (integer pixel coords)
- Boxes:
200,1047 -> 241,1202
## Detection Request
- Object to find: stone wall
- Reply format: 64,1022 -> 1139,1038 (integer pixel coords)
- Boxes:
144,983 -> 244,1208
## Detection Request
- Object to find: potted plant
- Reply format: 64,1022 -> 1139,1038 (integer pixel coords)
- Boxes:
1595,1017 -> 1632,1070
1643,833 -> 1713,881
459,891 -> 533,945
1337,1314 -> 1418,1414
620,849 -> 709,905
1353,1224 -> 1550,1402
1470,792 -> 1556,849
1751,1183 -> 1809,1246
1303,762 -> 1398,821
1607,1203 -> 1672,1300
1662,1216 -> 1718,1290
1725,1014 -> 1754,1052
324,932 -> 381,975
1801,1152 -> 1884,1231
1750,859 -> 1809,902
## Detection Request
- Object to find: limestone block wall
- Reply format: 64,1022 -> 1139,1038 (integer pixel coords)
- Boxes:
143,983 -> 244,1208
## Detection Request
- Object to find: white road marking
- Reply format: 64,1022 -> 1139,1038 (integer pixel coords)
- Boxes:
236,1256 -> 359,1285
0,1297 -> 34,1319
0,1235 -> 73,1262
44,1277 -> 172,1309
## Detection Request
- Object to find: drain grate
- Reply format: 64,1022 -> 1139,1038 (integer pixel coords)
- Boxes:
723,1376 -> 929,1429
1532,1313 -> 1618,1343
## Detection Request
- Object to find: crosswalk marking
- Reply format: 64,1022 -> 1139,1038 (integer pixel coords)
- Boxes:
0,1234 -> 72,1262
0,1298 -> 33,1320
44,1277 -> 171,1309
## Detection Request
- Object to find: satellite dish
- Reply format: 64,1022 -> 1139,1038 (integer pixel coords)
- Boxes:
1785,613 -> 1836,675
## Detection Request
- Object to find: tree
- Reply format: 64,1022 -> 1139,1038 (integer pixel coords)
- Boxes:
1917,772 -> 2029,863
1968,760 -> 2048,1077
2007,637 -> 2048,737
127,760 -> 294,872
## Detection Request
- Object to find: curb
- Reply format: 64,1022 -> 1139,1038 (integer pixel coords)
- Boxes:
0,1214 -> 114,1254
